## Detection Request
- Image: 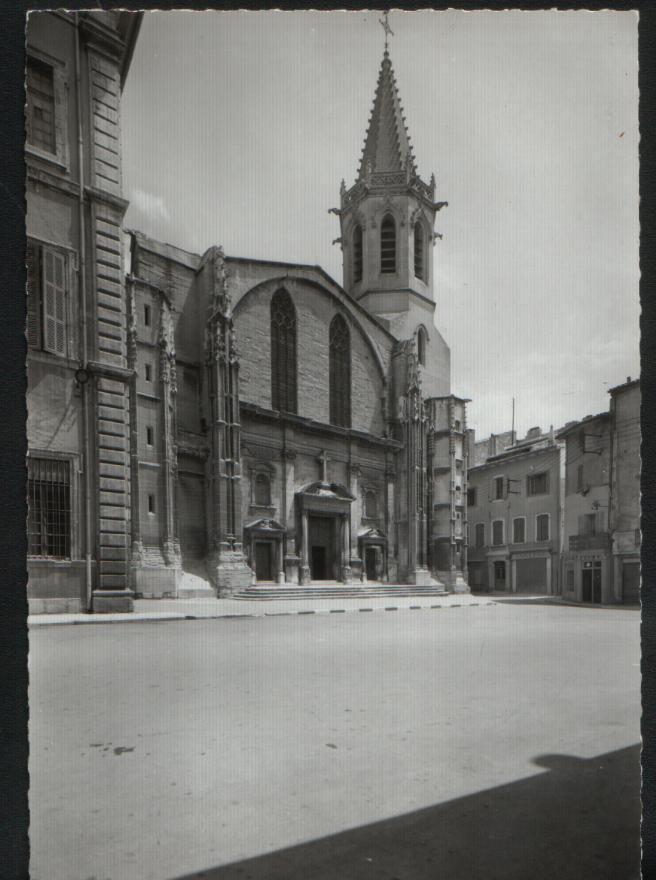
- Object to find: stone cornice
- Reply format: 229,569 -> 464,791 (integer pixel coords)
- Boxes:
85,185 -> 130,215
240,402 -> 402,450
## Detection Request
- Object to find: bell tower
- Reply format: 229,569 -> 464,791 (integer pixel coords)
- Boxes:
336,42 -> 448,349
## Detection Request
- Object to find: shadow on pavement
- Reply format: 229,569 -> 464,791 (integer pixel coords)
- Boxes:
172,744 -> 640,880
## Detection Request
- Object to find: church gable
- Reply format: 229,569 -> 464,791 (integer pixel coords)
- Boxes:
232,273 -> 392,437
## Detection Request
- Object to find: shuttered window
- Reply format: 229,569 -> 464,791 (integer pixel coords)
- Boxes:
26,58 -> 56,153
27,241 -> 67,357
26,241 -> 41,349
42,247 -> 67,355
537,514 -> 550,542
513,517 -> 526,544
475,523 -> 485,548
492,520 -> 504,546
27,457 -> 71,558
329,314 -> 351,428
380,214 -> 396,274
271,289 -> 297,414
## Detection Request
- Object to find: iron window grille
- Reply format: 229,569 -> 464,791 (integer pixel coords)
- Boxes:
27,457 -> 71,559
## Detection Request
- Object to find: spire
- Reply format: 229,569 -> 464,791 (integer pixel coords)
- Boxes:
358,49 -> 416,180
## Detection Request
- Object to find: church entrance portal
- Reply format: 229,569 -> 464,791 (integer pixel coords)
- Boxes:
365,547 -> 377,581
309,515 -> 337,581
254,542 -> 273,582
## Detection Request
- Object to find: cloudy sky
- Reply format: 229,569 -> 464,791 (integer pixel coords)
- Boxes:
121,9 -> 639,439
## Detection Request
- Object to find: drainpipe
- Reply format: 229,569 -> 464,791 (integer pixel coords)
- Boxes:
75,14 -> 93,612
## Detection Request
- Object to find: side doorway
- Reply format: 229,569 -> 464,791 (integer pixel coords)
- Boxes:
494,560 -> 506,591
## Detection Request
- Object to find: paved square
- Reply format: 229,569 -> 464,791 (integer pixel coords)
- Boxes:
28,603 -> 640,880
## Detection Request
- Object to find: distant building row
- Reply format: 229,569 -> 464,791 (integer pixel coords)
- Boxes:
466,378 -> 640,605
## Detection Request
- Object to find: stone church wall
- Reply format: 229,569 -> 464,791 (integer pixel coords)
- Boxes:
234,278 -> 386,435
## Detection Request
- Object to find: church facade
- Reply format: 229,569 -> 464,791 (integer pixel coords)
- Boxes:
26,22 -> 470,612
127,48 -> 470,603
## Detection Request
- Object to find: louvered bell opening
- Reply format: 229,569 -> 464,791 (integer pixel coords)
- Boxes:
380,215 -> 396,274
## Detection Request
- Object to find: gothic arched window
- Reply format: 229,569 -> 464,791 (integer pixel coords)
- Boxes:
380,214 -> 396,274
329,314 -> 351,428
414,221 -> 425,281
271,288 -> 297,414
254,472 -> 271,506
416,325 -> 427,366
353,224 -> 363,284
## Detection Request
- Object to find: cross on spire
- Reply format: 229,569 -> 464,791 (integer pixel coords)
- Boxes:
379,10 -> 394,50
317,449 -> 330,485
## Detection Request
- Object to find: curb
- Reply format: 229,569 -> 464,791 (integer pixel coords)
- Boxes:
28,601 -> 491,628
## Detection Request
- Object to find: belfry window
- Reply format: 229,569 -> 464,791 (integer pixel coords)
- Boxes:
329,314 -> 351,428
380,214 -> 396,274
271,288 -> 297,414
353,224 -> 363,284
414,221 -> 425,280
416,326 -> 427,366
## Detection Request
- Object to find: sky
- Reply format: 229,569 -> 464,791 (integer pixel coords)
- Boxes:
121,9 -> 639,440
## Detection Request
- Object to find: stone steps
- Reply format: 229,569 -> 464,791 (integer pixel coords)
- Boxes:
234,582 -> 448,600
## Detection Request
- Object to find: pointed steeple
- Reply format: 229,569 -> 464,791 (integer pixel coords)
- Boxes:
358,49 -> 416,180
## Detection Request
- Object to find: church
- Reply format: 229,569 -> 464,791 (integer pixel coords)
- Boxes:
25,9 -> 469,613
127,45 -> 470,601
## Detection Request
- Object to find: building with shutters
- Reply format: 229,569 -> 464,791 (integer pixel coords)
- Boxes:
26,30 -> 471,611
558,378 -> 641,605
26,11 -> 142,612
466,428 -> 565,594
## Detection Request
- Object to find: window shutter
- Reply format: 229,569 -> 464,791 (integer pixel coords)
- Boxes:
26,241 -> 41,349
42,248 -> 67,356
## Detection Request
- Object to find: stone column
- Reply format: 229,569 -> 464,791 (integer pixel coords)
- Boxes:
300,509 -> 311,584
546,554 -> 552,595
277,537 -> 285,584
342,515 -> 352,584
